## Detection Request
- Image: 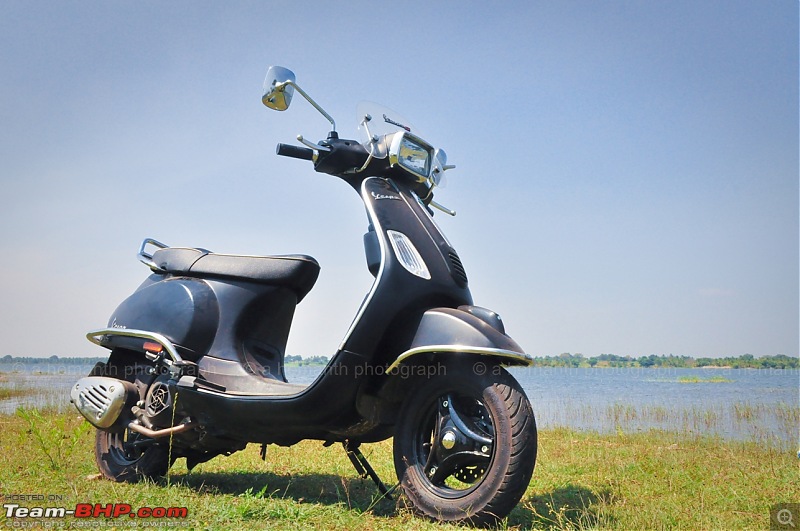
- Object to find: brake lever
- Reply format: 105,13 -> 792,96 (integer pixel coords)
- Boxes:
430,200 -> 456,216
297,134 -> 330,152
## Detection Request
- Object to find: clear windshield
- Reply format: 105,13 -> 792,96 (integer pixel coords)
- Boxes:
356,101 -> 423,159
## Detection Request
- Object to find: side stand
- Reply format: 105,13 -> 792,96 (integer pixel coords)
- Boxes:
343,441 -> 397,500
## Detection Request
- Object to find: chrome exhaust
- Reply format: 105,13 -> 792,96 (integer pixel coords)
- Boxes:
127,421 -> 197,439
70,376 -> 137,429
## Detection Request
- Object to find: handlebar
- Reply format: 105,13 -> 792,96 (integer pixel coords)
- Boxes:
276,143 -> 314,161
273,136 -> 439,206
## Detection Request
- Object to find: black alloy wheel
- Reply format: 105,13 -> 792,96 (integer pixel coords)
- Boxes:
393,362 -> 537,527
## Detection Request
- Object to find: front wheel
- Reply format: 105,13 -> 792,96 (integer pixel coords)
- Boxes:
393,362 -> 537,527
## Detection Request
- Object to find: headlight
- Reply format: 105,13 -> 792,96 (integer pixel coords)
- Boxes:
388,132 -> 434,182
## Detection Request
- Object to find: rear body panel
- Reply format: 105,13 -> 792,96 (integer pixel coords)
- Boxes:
105,275 -> 299,384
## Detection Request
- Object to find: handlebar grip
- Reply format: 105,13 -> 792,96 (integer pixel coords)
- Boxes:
276,143 -> 314,161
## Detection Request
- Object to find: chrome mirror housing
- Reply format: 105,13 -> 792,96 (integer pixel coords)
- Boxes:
431,148 -> 455,187
261,65 -> 336,131
262,66 -> 296,111
431,148 -> 447,186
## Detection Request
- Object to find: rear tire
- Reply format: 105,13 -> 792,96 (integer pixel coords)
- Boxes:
393,363 -> 537,527
94,428 -> 170,483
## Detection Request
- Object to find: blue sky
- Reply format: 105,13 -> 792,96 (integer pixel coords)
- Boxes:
0,1 -> 797,359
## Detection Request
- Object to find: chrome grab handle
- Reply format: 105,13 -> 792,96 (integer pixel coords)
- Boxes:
137,238 -> 168,270
86,328 -> 184,365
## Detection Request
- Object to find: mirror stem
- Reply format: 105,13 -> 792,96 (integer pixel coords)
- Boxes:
278,81 -> 336,131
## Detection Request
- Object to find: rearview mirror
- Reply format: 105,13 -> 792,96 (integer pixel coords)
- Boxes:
262,66 -> 296,111
261,66 -> 337,131
431,148 -> 454,187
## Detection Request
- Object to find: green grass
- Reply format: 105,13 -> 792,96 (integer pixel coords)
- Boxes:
1,409 -> 797,530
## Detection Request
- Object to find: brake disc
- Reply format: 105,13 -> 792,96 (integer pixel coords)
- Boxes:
453,464 -> 485,483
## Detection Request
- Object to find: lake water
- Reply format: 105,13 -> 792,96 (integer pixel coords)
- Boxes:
1,362 -> 797,449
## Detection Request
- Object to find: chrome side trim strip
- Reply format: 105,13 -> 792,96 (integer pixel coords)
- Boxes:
386,345 -> 534,372
86,328 -> 184,365
338,177 -> 388,351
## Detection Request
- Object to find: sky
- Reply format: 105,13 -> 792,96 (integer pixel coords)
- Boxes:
0,1 -> 797,359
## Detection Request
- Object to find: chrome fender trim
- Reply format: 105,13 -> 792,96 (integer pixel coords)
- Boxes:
386,306 -> 533,372
387,345 -> 533,372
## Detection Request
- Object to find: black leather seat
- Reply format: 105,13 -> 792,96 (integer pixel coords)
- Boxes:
151,247 -> 320,301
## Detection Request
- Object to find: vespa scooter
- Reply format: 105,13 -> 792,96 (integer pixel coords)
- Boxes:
71,66 -> 537,526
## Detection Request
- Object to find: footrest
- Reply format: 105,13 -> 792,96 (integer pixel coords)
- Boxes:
177,375 -> 227,393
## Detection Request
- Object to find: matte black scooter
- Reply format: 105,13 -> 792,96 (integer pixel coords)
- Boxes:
72,66 -> 537,526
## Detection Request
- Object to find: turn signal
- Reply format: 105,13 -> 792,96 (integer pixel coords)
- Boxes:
143,342 -> 163,353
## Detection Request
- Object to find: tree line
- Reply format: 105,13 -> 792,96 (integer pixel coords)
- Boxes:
528,353 -> 798,369
284,355 -> 329,366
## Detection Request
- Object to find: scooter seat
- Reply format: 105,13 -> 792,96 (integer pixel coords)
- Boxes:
152,247 -> 320,301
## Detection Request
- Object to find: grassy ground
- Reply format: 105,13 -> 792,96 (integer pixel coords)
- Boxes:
0,409 -> 797,530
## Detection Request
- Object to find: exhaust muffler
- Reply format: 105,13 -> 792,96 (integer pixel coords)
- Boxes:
70,376 -> 137,429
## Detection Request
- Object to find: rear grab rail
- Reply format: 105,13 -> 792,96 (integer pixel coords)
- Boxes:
86,328 -> 185,365
137,238 -> 168,270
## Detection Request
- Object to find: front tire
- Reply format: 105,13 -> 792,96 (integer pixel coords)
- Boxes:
393,362 -> 537,527
94,428 -> 170,483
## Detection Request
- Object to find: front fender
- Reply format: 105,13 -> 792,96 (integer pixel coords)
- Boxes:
386,306 -> 533,371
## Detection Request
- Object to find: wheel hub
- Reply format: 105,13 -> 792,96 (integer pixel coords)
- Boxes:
423,394 -> 494,487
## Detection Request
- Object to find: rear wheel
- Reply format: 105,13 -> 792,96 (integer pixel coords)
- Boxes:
93,353 -> 172,482
393,363 -> 537,527
94,428 -> 170,483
